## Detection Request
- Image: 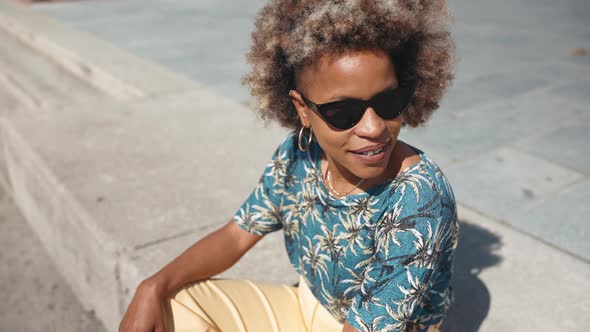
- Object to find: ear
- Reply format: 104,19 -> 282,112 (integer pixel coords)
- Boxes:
289,90 -> 311,127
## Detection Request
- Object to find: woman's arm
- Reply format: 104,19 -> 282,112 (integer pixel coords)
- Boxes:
119,220 -> 262,332
149,220 -> 263,293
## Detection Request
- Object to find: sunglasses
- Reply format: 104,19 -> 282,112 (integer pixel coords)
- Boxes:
298,82 -> 414,130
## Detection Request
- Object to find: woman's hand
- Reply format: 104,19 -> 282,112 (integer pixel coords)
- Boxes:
119,221 -> 262,331
119,277 -> 168,332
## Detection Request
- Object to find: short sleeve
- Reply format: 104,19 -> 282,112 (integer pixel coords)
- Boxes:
346,179 -> 457,332
233,134 -> 297,236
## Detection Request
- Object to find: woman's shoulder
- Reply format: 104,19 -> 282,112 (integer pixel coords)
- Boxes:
263,132 -> 318,182
380,144 -> 456,219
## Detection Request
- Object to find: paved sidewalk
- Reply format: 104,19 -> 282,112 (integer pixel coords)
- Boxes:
33,0 -> 590,262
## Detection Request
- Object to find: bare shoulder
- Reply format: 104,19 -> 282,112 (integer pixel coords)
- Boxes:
397,140 -> 422,172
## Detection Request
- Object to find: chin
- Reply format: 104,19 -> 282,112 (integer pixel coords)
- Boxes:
348,163 -> 388,180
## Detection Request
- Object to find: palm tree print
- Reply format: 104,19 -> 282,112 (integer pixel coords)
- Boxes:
346,196 -> 381,224
319,281 -> 354,322
395,269 -> 433,312
265,150 -> 289,186
314,223 -> 343,261
302,237 -> 330,279
296,182 -> 322,223
376,199 -> 417,250
353,313 -> 385,332
233,133 -> 457,332
340,212 -> 371,255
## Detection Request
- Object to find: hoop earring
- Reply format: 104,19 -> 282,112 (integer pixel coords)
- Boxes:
298,126 -> 313,152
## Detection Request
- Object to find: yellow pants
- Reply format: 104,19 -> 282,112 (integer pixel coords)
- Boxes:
166,278 -> 441,332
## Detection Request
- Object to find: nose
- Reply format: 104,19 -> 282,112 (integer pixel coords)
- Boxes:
353,107 -> 386,138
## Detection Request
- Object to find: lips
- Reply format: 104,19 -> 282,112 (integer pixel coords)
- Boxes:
351,142 -> 389,155
357,147 -> 384,156
350,141 -> 390,164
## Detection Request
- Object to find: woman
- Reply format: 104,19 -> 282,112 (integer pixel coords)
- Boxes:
120,0 -> 457,331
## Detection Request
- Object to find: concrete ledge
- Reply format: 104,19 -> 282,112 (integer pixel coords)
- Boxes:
0,119 -> 122,327
0,88 -> 294,331
0,0 -> 197,101
0,3 -> 295,331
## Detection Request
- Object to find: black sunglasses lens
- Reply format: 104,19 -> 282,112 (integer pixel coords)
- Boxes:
373,88 -> 410,119
321,102 -> 365,129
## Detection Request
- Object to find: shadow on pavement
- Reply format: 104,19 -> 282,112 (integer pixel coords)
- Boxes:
442,220 -> 503,332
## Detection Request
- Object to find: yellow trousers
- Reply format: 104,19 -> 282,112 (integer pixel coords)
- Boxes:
166,278 -> 441,332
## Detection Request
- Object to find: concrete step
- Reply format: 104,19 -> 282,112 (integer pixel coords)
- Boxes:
0,187 -> 107,332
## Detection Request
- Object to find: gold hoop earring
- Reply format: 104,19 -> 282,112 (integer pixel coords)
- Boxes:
298,126 -> 313,152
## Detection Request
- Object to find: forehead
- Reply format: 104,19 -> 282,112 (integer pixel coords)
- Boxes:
297,49 -> 398,101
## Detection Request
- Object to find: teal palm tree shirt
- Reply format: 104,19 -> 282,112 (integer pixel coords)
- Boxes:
234,133 -> 458,332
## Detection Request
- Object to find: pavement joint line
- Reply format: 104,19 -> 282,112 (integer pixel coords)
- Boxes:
441,143 -> 513,167
457,202 -> 590,265
132,228 -> 198,251
510,144 -> 590,177
0,6 -> 145,101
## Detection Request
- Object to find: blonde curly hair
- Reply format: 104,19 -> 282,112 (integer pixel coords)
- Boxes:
243,0 -> 455,129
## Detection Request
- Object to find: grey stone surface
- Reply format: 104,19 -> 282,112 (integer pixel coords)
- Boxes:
33,0 -> 268,104
0,28 -> 103,111
510,179 -> 590,261
0,117 -> 123,331
446,205 -> 590,332
0,80 -> 20,117
0,188 -> 106,332
5,90 -> 286,250
0,0 -> 197,101
547,77 -> 590,108
516,124 -> 590,175
0,85 -> 286,330
444,147 -> 584,226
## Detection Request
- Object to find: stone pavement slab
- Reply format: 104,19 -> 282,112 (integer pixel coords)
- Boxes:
0,0 -> 198,101
0,27 -> 103,112
4,89 -> 286,250
510,179 -> 590,261
547,77 -> 590,109
444,146 -> 584,224
33,0 -> 268,103
445,205 -> 590,332
516,124 -> 590,176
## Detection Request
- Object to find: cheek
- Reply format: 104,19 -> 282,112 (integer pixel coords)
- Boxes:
387,120 -> 403,138
309,117 -> 349,152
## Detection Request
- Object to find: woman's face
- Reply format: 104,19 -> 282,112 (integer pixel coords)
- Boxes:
291,49 -> 404,183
